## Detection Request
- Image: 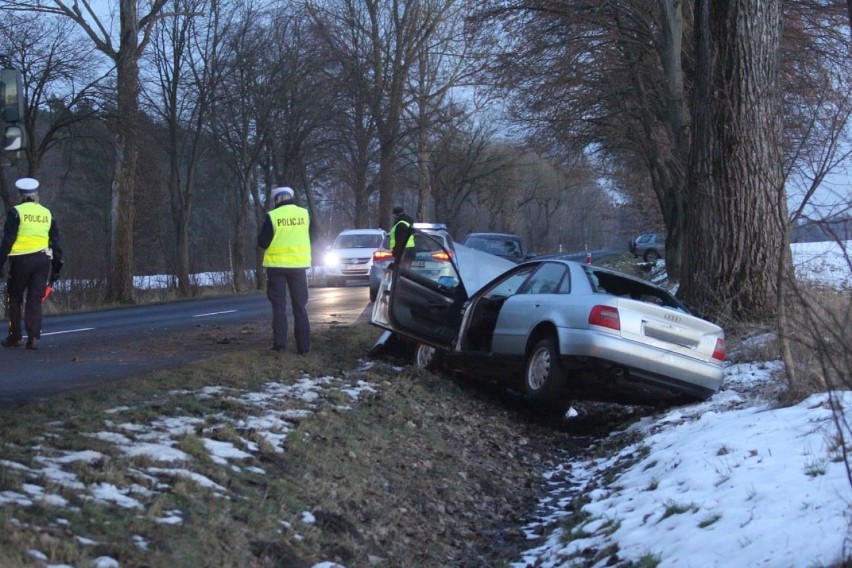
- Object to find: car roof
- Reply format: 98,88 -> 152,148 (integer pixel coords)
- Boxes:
337,228 -> 385,235
464,232 -> 520,239
521,258 -> 669,288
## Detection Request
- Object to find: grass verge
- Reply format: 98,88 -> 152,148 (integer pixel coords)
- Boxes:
0,322 -> 587,567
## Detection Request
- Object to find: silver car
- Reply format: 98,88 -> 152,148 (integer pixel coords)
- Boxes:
629,232 -> 666,262
372,232 -> 725,405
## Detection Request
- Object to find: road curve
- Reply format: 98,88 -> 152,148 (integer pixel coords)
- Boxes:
0,285 -> 371,408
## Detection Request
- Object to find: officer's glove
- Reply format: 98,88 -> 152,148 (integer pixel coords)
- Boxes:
50,259 -> 64,284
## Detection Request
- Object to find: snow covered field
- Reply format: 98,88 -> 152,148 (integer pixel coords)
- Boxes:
516,240 -> 851,567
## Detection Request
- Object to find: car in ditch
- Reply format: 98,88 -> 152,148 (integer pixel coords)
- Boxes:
372,231 -> 725,405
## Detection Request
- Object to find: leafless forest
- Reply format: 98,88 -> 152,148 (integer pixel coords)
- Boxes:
0,1 -> 848,320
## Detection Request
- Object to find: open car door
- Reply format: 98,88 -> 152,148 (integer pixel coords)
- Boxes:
386,231 -> 467,350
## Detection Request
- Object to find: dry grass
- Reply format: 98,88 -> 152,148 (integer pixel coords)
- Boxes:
0,321 -> 603,567
780,283 -> 852,403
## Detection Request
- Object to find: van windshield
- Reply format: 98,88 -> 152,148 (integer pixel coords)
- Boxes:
335,234 -> 383,249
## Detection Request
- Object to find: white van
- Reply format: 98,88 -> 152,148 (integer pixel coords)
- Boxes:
324,229 -> 386,287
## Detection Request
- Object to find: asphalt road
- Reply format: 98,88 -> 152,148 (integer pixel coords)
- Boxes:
0,285 -> 371,407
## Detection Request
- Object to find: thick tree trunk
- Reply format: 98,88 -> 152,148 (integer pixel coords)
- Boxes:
684,0 -> 792,321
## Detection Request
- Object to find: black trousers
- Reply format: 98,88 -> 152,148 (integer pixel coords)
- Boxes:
6,251 -> 50,341
266,267 -> 310,353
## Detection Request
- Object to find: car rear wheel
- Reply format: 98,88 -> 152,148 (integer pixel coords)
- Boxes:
643,249 -> 660,262
524,337 -> 566,403
369,285 -> 377,302
414,342 -> 441,371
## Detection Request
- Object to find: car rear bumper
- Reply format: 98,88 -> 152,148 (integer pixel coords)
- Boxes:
558,328 -> 724,398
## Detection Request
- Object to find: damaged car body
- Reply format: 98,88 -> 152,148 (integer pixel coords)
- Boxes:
371,230 -> 725,405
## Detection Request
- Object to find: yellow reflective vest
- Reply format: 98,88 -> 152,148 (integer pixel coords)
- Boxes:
10,202 -> 51,256
263,204 -> 312,268
390,218 -> 415,251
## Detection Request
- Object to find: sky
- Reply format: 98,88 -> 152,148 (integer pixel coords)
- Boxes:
0,240 -> 849,568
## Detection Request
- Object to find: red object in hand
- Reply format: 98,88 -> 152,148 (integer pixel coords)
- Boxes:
42,286 -> 52,301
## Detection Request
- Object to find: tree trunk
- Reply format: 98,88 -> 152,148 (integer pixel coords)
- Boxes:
684,0 -> 792,321
108,0 -> 142,304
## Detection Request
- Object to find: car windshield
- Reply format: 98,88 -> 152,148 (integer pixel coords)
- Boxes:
336,234 -> 383,249
465,236 -> 521,257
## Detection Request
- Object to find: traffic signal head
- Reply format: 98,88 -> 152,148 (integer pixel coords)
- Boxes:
0,67 -> 23,123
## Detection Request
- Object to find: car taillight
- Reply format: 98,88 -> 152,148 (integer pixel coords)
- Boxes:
431,251 -> 452,261
711,337 -> 726,362
589,305 -> 620,331
373,250 -> 394,261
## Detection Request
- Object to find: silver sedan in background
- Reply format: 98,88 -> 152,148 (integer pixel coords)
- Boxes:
372,231 -> 725,406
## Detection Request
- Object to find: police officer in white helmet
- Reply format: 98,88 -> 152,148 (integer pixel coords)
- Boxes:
257,186 -> 314,354
0,178 -> 64,349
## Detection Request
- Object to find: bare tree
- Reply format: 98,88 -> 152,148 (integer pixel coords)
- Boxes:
210,2 -> 276,292
260,9 -> 335,233
309,0 -> 464,231
0,11 -> 102,209
476,0 -> 694,279
146,0 -> 225,296
2,0 -> 169,303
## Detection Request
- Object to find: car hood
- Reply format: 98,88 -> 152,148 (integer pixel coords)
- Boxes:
453,243 -> 516,296
331,247 -> 377,258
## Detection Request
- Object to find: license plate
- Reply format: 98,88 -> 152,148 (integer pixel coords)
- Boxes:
411,261 -> 426,268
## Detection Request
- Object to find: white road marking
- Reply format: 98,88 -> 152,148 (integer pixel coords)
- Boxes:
192,310 -> 237,318
42,328 -> 95,336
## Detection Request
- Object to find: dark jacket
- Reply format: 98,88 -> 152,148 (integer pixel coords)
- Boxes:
390,213 -> 414,261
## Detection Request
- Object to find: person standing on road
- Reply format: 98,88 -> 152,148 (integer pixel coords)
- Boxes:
257,186 -> 313,354
390,206 -> 415,263
0,178 -> 63,350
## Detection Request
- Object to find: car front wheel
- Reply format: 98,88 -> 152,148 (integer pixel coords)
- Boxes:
414,342 -> 442,371
643,249 -> 660,262
524,337 -> 566,403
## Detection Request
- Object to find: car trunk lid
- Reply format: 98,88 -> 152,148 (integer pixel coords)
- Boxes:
613,298 -> 724,363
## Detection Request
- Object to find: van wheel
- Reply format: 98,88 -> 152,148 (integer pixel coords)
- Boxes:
524,337 -> 566,403
414,342 -> 441,371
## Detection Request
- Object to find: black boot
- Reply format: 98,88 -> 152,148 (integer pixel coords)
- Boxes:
1,336 -> 21,348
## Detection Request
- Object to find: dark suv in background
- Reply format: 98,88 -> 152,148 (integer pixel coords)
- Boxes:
461,232 -> 530,263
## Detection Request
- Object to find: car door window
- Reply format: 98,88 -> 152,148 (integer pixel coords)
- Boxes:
482,266 -> 536,299
518,262 -> 567,295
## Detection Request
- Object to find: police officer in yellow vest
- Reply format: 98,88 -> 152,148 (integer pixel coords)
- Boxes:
390,206 -> 415,263
0,178 -> 63,349
257,186 -> 313,354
